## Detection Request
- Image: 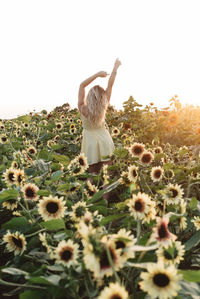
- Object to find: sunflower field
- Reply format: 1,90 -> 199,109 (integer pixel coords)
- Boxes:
0,96 -> 200,299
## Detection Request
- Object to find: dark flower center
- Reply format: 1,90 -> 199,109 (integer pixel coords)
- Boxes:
158,223 -> 169,239
8,172 -> 15,182
153,273 -> 170,287
116,240 -> 125,249
75,206 -> 85,217
2,137 -> 7,142
12,236 -> 23,248
132,169 -> 137,177
79,158 -> 84,166
155,148 -> 161,154
17,174 -> 22,183
74,167 -> 81,174
100,247 -> 115,270
134,199 -> 144,212
61,248 -> 73,262
141,153 -> 152,163
169,188 -> 178,198
46,202 -> 59,213
133,146 -> 143,155
25,187 -> 35,198
164,248 -> 178,260
29,149 -> 35,154
154,170 -> 162,178
57,124 -> 61,128
88,189 -> 95,196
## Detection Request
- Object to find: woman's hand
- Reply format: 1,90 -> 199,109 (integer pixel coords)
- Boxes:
114,58 -> 121,70
97,71 -> 109,78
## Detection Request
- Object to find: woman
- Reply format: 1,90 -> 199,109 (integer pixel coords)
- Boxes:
78,58 -> 121,178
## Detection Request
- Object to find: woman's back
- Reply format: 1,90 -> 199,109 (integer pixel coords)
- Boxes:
80,113 -> 106,130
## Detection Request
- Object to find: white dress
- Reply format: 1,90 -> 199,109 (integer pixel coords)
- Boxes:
80,113 -> 115,165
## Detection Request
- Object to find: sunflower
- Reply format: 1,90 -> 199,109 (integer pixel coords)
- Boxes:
14,169 -> 25,185
154,146 -> 163,154
47,140 -> 56,147
70,123 -> 76,130
191,216 -> 200,230
118,171 -> 130,185
150,216 -> 177,248
2,196 -> 19,210
0,133 -> 8,144
110,228 -> 136,263
102,164 -> 109,185
163,183 -> 184,205
54,135 -> 60,141
163,169 -> 175,179
128,165 -> 138,182
70,127 -> 77,134
39,232 -> 54,257
179,200 -> 187,230
83,235 -> 123,280
140,151 -> 154,165
11,161 -> 18,169
98,282 -> 129,299
38,196 -> 66,221
139,262 -> 182,299
111,127 -> 120,137
3,230 -> 27,256
84,180 -> 99,198
127,192 -> 152,221
123,137 -> 132,147
156,241 -> 185,266
75,136 -> 81,144
70,201 -> 88,222
150,166 -> 164,182
129,142 -> 145,157
2,168 -> 17,186
74,153 -> 88,170
54,239 -> 79,267
21,183 -> 39,201
55,122 -> 63,130
27,146 -> 37,155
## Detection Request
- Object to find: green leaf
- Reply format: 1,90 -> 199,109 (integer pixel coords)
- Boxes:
50,170 -> 63,182
57,183 -> 71,191
40,219 -> 66,231
0,189 -> 19,204
29,275 -> 61,286
1,267 -> 29,278
87,189 -> 104,204
179,270 -> 200,282
100,213 -> 128,226
37,190 -> 50,196
185,230 -> 200,251
189,197 -> 198,210
17,115 -> 31,124
52,154 -> 70,165
20,290 -> 46,299
178,280 -> 200,298
113,147 -> 128,158
2,217 -> 32,232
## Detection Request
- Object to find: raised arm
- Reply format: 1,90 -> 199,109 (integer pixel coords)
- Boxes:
106,58 -> 121,103
78,71 -> 109,112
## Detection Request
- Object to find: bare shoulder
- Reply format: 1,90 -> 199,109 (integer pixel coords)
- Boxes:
79,104 -> 89,118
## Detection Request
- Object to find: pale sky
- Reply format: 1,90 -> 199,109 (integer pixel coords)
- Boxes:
0,0 -> 200,119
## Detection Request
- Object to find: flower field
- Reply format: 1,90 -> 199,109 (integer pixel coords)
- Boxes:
0,96 -> 200,299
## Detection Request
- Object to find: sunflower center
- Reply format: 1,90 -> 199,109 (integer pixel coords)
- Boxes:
133,146 -> 143,155
74,167 -> 81,174
29,149 -> 35,154
158,223 -> 169,239
2,137 -> 7,142
12,236 -> 23,248
100,247 -> 115,270
61,248 -> 73,262
134,199 -> 144,212
132,169 -> 137,177
17,175 -> 22,183
8,172 -> 15,182
75,206 -> 85,217
88,189 -> 95,196
141,153 -> 151,163
153,273 -> 170,287
154,170 -> 161,178
46,202 -> 59,214
116,240 -> 125,249
79,158 -> 84,166
169,188 -> 178,198
25,187 -> 35,198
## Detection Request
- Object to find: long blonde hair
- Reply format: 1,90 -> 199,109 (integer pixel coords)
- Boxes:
86,85 -> 108,126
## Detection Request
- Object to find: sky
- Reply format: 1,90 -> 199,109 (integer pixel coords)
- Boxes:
0,0 -> 200,119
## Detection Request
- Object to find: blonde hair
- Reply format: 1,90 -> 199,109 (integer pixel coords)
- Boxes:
86,85 -> 108,126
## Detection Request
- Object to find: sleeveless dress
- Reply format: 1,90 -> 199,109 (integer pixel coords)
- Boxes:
80,113 -> 115,165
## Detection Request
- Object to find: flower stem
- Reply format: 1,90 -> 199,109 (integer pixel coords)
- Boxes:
137,220 -> 141,244
105,244 -> 121,285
